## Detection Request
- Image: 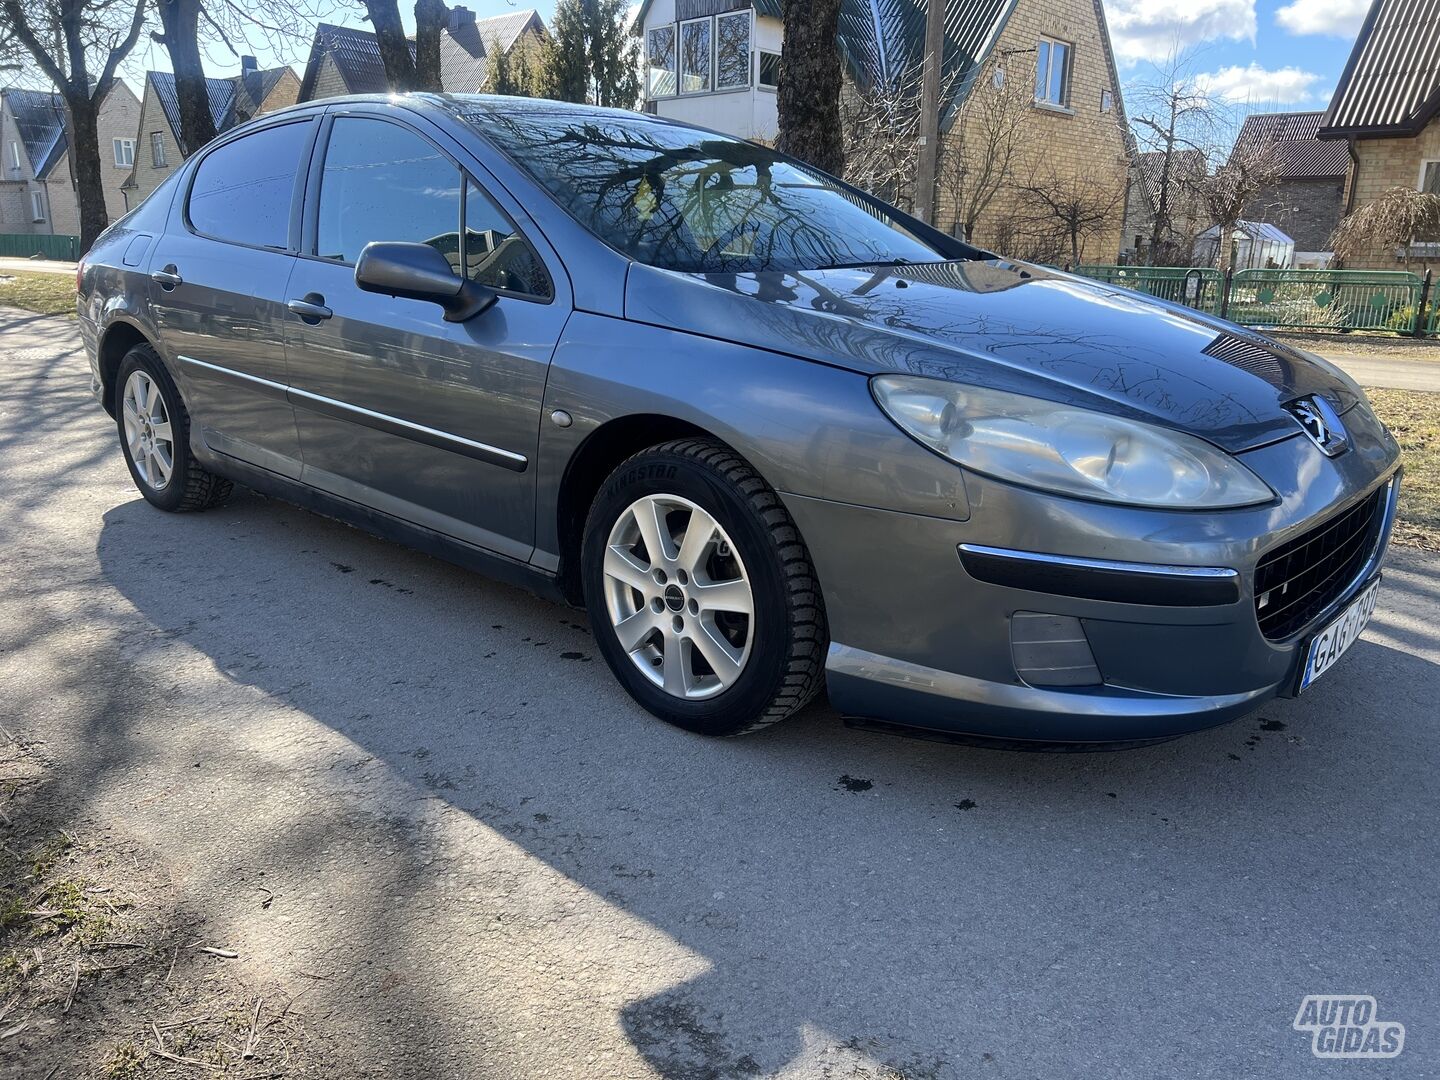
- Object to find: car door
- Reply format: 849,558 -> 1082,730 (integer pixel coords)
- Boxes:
283,111 -> 566,561
149,117 -> 316,480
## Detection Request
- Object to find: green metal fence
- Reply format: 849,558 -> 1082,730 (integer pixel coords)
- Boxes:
1227,269 -> 1423,332
1073,264 -> 1437,335
0,233 -> 79,261
1071,265 -> 1225,315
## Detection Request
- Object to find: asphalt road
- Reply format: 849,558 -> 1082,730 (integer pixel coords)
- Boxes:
3,307 -> 1437,1078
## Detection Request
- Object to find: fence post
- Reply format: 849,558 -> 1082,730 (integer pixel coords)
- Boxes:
1220,268 -> 1234,321
1414,270 -> 1433,339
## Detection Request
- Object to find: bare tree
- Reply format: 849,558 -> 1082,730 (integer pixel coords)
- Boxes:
1127,50 -> 1214,265
840,63 -> 925,211
1018,166 -> 1126,266
1192,134 -> 1282,272
358,0 -> 448,92
1331,187 -> 1440,271
776,0 -> 843,175
0,0 -> 149,251
938,56 -> 1031,242
151,0 -> 339,156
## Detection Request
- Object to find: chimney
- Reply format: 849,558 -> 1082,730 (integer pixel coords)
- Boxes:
448,5 -> 475,32
240,55 -> 257,74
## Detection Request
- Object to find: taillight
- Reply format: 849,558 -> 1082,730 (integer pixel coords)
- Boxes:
75,257 -> 85,295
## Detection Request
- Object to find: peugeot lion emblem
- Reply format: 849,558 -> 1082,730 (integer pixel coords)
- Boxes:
1286,396 -> 1349,457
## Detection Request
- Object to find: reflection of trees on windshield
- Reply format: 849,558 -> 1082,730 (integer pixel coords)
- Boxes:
466,104 -> 944,275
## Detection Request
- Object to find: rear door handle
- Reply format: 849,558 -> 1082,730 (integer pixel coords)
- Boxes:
287,295 -> 332,322
150,265 -> 182,289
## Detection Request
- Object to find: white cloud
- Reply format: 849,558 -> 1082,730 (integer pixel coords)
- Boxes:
1194,63 -> 1325,104
1105,0 -> 1258,65
1275,0 -> 1370,37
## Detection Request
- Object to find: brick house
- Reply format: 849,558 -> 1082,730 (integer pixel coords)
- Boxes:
1,82 -> 140,240
1119,148 -> 1208,264
298,8 -> 547,101
1318,0 -> 1440,271
636,0 -> 1131,261
1233,111 -> 1350,268
122,59 -> 300,206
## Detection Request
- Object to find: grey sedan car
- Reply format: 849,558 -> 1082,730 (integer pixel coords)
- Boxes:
78,94 -> 1401,744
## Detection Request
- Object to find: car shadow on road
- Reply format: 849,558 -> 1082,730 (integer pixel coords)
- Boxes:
89,490 -> 1440,1079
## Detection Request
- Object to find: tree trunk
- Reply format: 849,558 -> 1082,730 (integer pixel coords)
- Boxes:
363,0 -> 422,91
65,93 -> 109,253
776,0 -> 844,176
413,0 -> 449,92
155,0 -> 217,156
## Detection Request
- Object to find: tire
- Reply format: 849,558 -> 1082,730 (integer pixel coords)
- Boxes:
581,438 -> 827,736
115,344 -> 232,512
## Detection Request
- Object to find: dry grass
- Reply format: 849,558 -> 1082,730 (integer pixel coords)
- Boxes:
0,270 -> 77,317
1367,387 -> 1440,551
0,735 -> 318,1078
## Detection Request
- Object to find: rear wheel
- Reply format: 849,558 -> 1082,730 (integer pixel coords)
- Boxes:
116,345 -> 232,512
582,439 -> 826,736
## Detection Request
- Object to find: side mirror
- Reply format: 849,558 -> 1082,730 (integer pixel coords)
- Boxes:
354,241 -> 497,322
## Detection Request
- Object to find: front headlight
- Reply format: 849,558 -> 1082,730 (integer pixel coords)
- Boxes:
872,375 -> 1274,509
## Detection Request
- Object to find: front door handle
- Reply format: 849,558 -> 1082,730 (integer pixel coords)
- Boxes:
287,294 -> 332,322
150,265 -> 182,289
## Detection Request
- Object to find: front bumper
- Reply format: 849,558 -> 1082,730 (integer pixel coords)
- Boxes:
783,412 -> 1401,744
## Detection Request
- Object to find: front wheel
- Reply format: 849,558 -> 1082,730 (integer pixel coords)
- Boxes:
581,439 -> 827,736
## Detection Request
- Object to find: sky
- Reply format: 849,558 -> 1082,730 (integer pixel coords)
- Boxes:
111,0 -> 1364,120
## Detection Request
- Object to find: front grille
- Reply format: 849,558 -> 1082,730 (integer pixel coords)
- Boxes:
1253,486 -> 1385,641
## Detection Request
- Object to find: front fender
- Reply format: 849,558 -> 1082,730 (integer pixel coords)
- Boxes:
533,314 -> 970,563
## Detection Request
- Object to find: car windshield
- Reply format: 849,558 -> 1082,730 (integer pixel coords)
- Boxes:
461,103 -> 948,274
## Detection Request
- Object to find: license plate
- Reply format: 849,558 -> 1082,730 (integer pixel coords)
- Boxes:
1299,578 -> 1381,692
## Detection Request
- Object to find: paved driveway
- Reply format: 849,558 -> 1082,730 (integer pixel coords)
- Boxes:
2,308 -> 1437,1078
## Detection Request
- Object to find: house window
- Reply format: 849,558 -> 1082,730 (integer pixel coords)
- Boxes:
31,190 -> 45,222
647,25 -> 676,98
1420,161 -> 1440,194
715,11 -> 751,90
1101,88 -> 1113,113
8,141 -> 20,171
758,50 -> 780,90
113,137 -> 135,167
151,131 -> 168,168
1034,38 -> 1071,107
680,18 -> 712,94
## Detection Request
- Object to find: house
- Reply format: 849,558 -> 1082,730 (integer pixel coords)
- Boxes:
298,8 -> 547,101
1318,0 -> 1440,270
122,58 -> 300,206
1119,148 -> 1208,265
1,82 -> 140,240
636,0 -> 1131,261
1233,111 -> 1349,268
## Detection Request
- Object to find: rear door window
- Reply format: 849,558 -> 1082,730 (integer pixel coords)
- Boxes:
187,121 -> 311,249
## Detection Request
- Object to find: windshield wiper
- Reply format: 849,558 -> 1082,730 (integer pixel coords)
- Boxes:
811,258 -> 916,271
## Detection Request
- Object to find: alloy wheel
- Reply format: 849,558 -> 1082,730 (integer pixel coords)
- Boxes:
602,494 -> 754,700
122,370 -> 174,490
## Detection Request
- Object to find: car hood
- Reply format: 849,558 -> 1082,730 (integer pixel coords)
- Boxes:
624,259 -> 1363,453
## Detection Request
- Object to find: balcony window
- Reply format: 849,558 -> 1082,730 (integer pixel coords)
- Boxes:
680,18 -> 712,94
716,11 -> 752,90
647,25 -> 676,98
